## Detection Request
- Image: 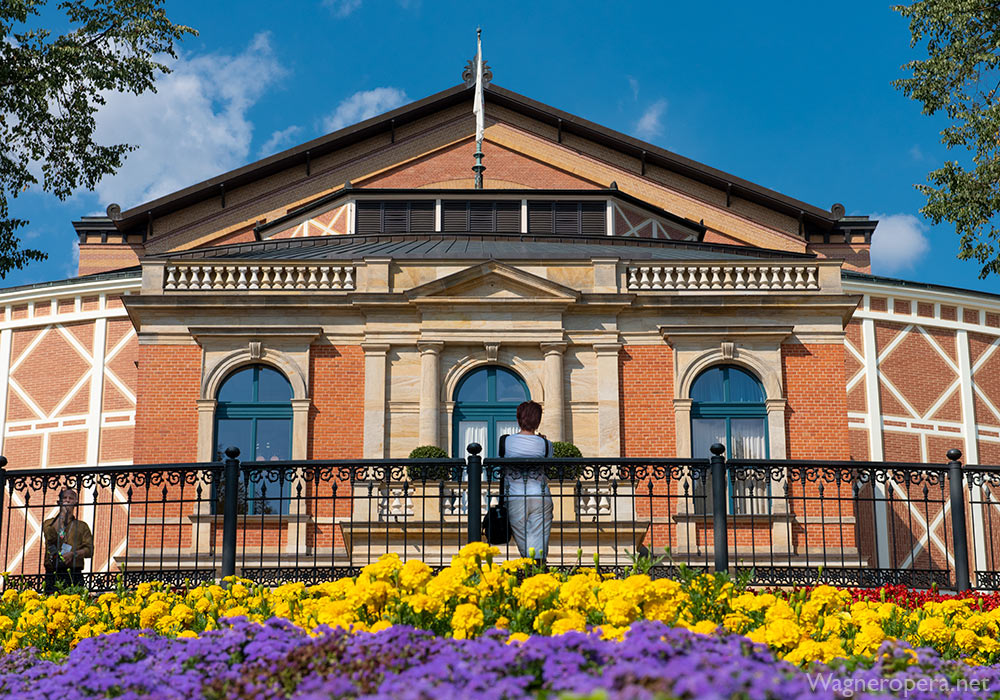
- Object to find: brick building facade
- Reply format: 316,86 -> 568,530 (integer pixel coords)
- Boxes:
0,81 -> 997,582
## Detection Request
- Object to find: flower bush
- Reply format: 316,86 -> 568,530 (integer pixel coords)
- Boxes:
3,618 -> 999,700
3,542 -> 1000,671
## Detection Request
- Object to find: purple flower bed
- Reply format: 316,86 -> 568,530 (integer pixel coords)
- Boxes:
0,619 -> 997,699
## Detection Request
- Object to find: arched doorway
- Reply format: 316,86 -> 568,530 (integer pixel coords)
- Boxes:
214,364 -> 293,514
452,365 -> 529,458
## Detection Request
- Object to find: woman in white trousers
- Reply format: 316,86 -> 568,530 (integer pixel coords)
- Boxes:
502,401 -> 553,562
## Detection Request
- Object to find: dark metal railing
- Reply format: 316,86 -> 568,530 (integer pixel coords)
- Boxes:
0,443 -> 995,591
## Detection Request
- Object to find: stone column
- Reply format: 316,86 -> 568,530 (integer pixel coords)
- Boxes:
417,342 -> 443,447
593,343 -> 622,457
540,342 -> 567,442
362,343 -> 390,458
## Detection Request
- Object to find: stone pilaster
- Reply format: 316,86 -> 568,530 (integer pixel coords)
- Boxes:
362,343 -> 390,458
594,343 -> 622,457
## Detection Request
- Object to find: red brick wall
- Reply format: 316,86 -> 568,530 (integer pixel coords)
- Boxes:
308,345 -> 365,459
307,344 -> 364,549
781,343 -> 850,459
78,244 -> 143,276
362,138 -> 599,189
133,344 -> 201,463
618,345 -> 675,457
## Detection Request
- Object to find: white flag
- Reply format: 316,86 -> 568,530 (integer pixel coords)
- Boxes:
473,30 -> 484,144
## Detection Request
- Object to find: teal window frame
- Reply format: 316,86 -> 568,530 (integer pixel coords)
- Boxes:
451,366 -> 529,459
214,365 -> 293,515
690,366 -> 770,514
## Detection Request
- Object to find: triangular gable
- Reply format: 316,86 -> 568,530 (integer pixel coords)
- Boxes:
112,83 -> 848,259
406,261 -> 580,304
268,203 -> 350,239
611,200 -> 697,242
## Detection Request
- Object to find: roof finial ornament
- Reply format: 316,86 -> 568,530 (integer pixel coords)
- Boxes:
463,37 -> 492,87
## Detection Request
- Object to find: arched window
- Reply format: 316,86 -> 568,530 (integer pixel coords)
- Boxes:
690,365 -> 768,514
452,365 -> 529,458
214,365 -> 293,514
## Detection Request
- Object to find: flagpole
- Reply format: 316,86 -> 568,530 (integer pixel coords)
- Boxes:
473,28 -> 485,189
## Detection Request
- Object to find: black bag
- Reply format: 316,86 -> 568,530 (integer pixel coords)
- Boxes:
482,435 -> 512,544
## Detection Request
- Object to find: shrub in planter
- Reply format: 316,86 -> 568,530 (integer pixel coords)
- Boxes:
552,441 -> 582,458
408,445 -> 449,459
546,441 -> 587,480
407,445 -> 458,480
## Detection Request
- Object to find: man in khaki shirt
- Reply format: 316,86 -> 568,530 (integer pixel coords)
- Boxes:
42,488 -> 93,592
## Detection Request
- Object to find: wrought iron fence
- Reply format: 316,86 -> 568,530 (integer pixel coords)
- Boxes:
0,444 -> 993,591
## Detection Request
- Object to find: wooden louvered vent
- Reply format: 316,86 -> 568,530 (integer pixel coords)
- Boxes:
355,201 -> 435,233
441,201 -> 521,232
528,201 -> 606,235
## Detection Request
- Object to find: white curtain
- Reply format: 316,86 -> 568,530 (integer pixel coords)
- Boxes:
458,421 -> 487,458
730,418 -> 768,514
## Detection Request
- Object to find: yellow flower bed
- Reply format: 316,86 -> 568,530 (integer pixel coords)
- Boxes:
2,542 -> 998,666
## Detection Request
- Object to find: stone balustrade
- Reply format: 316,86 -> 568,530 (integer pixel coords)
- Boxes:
627,264 -> 819,291
163,263 -> 355,291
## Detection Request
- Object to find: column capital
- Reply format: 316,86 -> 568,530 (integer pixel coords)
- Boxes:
290,398 -> 312,410
418,341 -> 444,355
361,342 -> 390,355
673,398 -> 693,411
593,342 -> 622,355
540,341 -> 567,356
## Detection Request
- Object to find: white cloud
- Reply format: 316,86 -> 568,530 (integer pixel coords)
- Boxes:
323,0 -> 362,17
909,144 -> 924,161
65,238 -> 80,279
322,87 -> 408,133
91,32 -> 285,207
870,213 -> 931,274
258,125 -> 303,157
627,76 -> 639,101
634,99 -> 667,141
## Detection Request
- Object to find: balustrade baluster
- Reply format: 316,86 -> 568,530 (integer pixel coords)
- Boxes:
710,266 -> 722,289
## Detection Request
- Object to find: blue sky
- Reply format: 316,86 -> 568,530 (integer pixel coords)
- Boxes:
6,1 -> 999,295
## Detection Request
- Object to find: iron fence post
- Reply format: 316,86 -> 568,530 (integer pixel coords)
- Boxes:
947,448 -> 971,591
0,456 -> 7,567
221,446 -> 240,579
710,443 -> 728,574
466,443 -> 483,544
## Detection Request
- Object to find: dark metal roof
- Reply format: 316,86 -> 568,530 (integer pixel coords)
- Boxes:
842,270 -> 1000,303
111,83 -> 843,234
154,232 -> 817,263
0,267 -> 141,296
